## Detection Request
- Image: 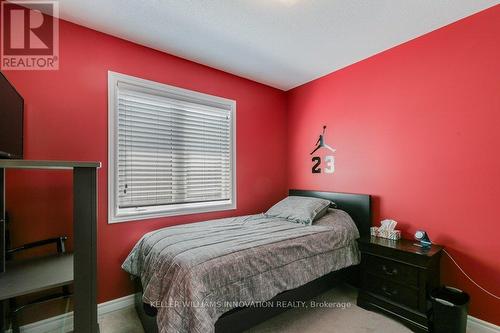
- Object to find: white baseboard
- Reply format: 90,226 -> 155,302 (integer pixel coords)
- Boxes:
6,293 -> 136,333
468,316 -> 500,333
7,293 -> 499,333
98,293 -> 136,316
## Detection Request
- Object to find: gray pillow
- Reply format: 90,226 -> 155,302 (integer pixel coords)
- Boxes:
265,196 -> 331,226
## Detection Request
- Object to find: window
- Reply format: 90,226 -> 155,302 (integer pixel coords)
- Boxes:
108,72 -> 236,223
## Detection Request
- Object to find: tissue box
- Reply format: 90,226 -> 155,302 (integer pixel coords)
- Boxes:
370,227 -> 401,240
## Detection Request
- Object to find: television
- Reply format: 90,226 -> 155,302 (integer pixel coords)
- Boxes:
0,71 -> 24,159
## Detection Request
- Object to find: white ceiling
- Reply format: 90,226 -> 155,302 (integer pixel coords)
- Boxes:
54,0 -> 499,90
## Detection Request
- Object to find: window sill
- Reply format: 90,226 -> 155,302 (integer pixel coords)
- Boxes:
108,201 -> 236,224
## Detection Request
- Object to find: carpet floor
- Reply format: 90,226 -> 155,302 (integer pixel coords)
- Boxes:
98,284 -> 414,333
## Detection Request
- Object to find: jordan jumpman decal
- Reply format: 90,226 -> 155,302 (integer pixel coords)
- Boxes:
310,126 -> 336,155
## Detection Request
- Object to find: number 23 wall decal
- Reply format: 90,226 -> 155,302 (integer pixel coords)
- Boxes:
311,126 -> 336,174
311,156 -> 335,174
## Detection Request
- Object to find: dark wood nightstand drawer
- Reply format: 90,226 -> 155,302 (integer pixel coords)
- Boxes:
363,254 -> 419,286
364,273 -> 419,310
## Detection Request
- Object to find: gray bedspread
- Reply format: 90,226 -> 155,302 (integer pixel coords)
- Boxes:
122,209 -> 360,333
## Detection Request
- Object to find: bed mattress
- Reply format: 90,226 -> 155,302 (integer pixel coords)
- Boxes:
122,209 -> 360,333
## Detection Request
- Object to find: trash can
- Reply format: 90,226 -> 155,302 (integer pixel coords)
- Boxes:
429,286 -> 470,333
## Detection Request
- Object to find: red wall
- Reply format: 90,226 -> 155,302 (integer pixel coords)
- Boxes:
2,19 -> 288,303
286,6 -> 500,323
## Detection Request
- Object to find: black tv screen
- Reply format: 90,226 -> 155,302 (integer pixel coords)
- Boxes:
0,71 -> 24,159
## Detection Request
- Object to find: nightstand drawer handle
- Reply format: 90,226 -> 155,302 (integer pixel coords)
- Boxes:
382,285 -> 398,297
381,265 -> 398,276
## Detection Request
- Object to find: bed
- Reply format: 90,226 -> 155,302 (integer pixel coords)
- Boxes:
123,189 -> 371,333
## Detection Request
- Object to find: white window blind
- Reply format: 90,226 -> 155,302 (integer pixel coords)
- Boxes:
109,72 -> 236,223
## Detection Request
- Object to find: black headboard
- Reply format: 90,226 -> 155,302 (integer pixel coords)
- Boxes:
289,189 -> 371,236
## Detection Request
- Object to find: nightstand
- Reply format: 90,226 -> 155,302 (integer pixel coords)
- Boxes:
357,236 -> 442,332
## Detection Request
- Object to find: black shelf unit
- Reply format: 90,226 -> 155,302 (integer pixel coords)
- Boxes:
0,160 -> 101,333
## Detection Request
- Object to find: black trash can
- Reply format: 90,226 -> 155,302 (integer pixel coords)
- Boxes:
429,286 -> 470,333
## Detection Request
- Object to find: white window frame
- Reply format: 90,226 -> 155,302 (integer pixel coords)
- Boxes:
108,71 -> 236,223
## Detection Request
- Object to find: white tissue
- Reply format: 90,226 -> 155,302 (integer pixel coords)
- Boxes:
371,219 -> 401,240
379,219 -> 397,232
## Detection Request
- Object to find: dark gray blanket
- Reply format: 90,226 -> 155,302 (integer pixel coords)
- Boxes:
122,209 -> 360,333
